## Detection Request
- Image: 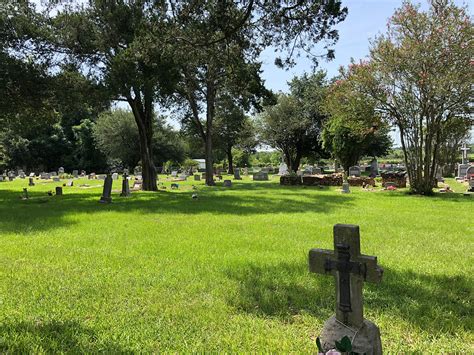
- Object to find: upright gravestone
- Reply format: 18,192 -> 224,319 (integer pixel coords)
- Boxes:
370,158 -> 379,177
29,177 -> 35,186
58,167 -> 65,175
223,179 -> 232,187
55,186 -> 63,196
0,176 -> 4,182
313,167 -> 322,175
66,180 -> 74,187
277,162 -> 289,176
309,224 -> 383,354
341,173 -> 350,193
253,171 -> 269,181
99,174 -> 113,203
72,170 -> 79,178
194,174 -> 201,181
466,165 -> 474,180
457,143 -> 470,179
112,172 -> 119,180
234,168 -> 241,180
171,171 -> 178,178
349,166 -> 361,177
120,174 -> 131,197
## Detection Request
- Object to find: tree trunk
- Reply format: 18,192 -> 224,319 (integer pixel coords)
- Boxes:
227,145 -> 234,174
205,135 -> 215,186
128,95 -> 157,191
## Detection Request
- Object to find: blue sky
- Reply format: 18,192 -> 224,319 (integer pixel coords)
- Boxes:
260,0 -> 469,92
257,0 -> 470,146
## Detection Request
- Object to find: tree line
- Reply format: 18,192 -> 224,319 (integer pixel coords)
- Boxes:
1,0 -> 472,195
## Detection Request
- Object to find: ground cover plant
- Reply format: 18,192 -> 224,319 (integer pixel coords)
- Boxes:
0,176 -> 472,352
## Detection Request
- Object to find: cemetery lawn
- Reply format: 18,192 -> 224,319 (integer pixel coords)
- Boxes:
0,176 -> 472,353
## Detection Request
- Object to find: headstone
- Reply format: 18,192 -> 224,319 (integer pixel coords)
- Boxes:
243,167 -> 249,176
278,162 -> 289,176
29,177 -> 35,186
97,174 -> 106,180
29,172 -> 35,178
253,171 -> 269,181
466,165 -> 474,180
53,177 -> 60,182
341,173 -> 350,193
460,143 -> 470,165
99,174 -> 113,203
171,171 -> 178,178
72,170 -> 79,178
88,173 -> 96,180
309,224 -> 383,354
58,167 -> 65,175
51,171 -> 57,177
8,175 -> 14,181
313,167 -> 322,175
171,183 -> 179,189
66,180 -> 74,187
349,166 -> 361,177
18,170 -> 25,178
22,188 -> 29,199
234,168 -> 241,180
178,174 -> 187,181
370,158 -> 379,177
457,164 -> 470,179
0,176 -> 3,182
303,166 -> 313,176
55,186 -> 63,196
120,174 -> 131,197
223,180 -> 232,187
112,173 -> 119,180
435,167 -> 444,183
194,174 -> 201,181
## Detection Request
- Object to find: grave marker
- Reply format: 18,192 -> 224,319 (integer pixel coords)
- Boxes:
309,224 -> 383,354
349,166 -> 361,177
55,186 -> 63,196
223,180 -> 232,187
120,174 -> 131,197
29,177 -> 35,186
234,168 -> 241,180
99,174 -> 112,203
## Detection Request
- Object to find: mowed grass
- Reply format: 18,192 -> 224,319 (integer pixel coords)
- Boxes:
0,175 -> 472,353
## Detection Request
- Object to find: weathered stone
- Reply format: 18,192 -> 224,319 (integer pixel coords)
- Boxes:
99,174 -> 112,203
309,224 -> 383,354
120,174 -> 131,197
349,166 -> 361,177
29,177 -> 35,186
320,316 -> 382,355
223,180 -> 232,187
253,171 -> 269,181
55,186 -> 63,196
194,174 -> 201,181
234,168 -> 241,180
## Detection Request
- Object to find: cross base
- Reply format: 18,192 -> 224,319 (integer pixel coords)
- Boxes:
320,315 -> 382,355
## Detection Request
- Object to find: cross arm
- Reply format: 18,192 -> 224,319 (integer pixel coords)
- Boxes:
309,248 -> 335,275
356,254 -> 383,283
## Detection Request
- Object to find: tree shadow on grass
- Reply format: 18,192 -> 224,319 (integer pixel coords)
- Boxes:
226,262 -> 472,335
0,320 -> 127,353
0,187 -> 354,234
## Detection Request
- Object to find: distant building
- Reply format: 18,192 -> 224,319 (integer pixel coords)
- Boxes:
193,159 -> 206,170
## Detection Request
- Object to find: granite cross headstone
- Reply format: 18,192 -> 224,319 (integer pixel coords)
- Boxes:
309,224 -> 383,354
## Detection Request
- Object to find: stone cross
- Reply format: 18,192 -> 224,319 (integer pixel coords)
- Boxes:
460,143 -> 470,165
309,224 -> 383,328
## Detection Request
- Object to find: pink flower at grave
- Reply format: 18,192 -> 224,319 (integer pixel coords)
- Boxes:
325,350 -> 342,355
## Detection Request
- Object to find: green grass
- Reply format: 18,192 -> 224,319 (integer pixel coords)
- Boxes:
0,175 -> 472,352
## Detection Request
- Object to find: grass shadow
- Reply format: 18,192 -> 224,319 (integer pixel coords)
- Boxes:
0,185 -> 354,234
0,320 -> 128,353
226,262 -> 472,335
